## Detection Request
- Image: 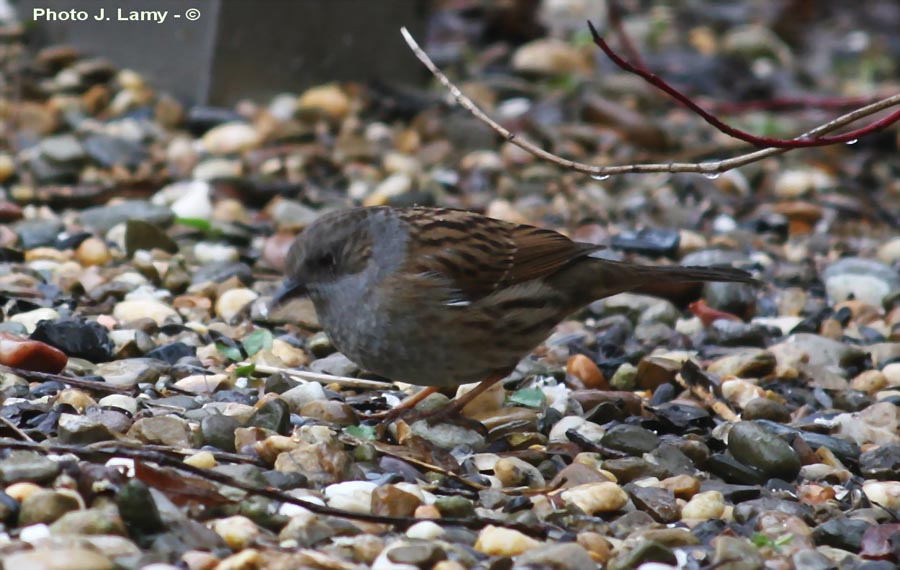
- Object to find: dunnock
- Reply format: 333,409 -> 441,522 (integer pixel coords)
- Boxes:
274,206 -> 756,422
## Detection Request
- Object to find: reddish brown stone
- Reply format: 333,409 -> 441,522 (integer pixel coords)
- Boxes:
0,332 -> 68,373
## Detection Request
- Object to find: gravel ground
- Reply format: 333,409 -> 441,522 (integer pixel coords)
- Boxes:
0,1 -> 899,569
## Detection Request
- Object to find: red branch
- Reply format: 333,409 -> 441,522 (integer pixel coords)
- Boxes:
711,95 -> 882,114
606,0 -> 648,72
588,20 -> 900,148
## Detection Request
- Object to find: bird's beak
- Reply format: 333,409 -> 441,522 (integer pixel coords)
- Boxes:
270,278 -> 307,307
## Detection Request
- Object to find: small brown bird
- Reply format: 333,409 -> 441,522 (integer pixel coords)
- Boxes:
273,206 -> 756,422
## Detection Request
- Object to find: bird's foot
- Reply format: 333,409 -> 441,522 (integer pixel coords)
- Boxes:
363,404 -> 487,436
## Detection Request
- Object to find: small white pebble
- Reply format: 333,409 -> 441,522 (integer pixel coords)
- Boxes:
406,520 -> 445,540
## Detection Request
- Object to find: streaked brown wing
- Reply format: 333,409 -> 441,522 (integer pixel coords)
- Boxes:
397,207 -> 602,302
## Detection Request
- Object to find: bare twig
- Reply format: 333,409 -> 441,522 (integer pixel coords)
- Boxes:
0,366 -> 137,395
399,27 -> 900,177
587,21 -> 900,149
247,363 -> 394,389
675,361 -> 738,422
0,416 -> 34,442
0,439 -> 550,536
606,0 -> 647,71
710,94 -> 883,114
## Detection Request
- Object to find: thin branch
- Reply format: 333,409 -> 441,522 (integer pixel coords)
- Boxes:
587,21 -> 900,148
0,439 -> 550,536
710,94 -> 883,114
247,363 -> 394,389
606,0 -> 647,71
0,366 -> 137,395
399,27 -> 900,177
0,416 -> 34,442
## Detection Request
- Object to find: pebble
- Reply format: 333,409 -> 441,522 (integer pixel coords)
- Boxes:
215,288 -> 259,321
31,318 -> 113,362
309,352 -> 358,377
201,122 -> 261,155
9,307 -> 62,333
560,482 -> 628,515
511,38 -> 591,75
159,180 -> 214,219
114,299 -> 180,325
211,515 -> 260,550
474,525 -> 541,556
75,236 -> 112,266
742,397 -> 792,422
298,400 -> 357,426
96,358 -> 166,387
19,489 -> 82,525
280,382 -> 327,410
833,402 -> 900,446
127,415 -> 194,447
386,543 -> 446,567
728,421 -> 801,481
79,200 -> 174,234
324,481 -> 377,514
566,354 -> 608,389
0,451 -> 61,484
516,543 -> 596,570
50,505 -> 128,535
194,242 -> 240,265
850,369 -> 888,394
860,444 -> 900,480
173,373 -> 228,394
708,349 -> 776,378
371,484 -> 422,517
1,547 -> 114,570
712,536 -> 764,569
200,415 -> 241,452
628,485 -> 679,523
548,415 -> 605,443
681,490 -> 725,520
610,362 -> 638,390
406,520 -> 445,540
721,379 -> 766,408
39,133 -> 86,163
772,168 -> 833,198
0,332 -> 68,373
877,236 -> 900,264
297,84 -> 351,119
822,257 -> 900,307
636,356 -> 683,389
601,424 -> 661,455
493,457 -> 546,488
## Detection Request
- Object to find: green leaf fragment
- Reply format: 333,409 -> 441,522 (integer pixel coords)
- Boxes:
242,329 -> 274,357
509,387 -> 546,408
174,217 -> 213,232
345,424 -> 376,440
235,363 -> 256,377
216,341 -> 243,362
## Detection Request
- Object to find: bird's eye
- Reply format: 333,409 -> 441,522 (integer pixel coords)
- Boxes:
315,253 -> 335,269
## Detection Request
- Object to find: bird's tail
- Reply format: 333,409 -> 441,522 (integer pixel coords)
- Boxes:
586,258 -> 759,305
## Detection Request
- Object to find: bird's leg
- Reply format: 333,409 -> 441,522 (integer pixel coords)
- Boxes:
364,373 -> 506,433
362,386 -> 440,422
420,373 -> 506,426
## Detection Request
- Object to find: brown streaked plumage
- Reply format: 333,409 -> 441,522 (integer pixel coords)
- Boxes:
275,206 -> 757,419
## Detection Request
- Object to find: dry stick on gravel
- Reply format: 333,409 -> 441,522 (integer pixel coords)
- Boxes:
0,415 -> 34,442
0,439 -> 551,536
0,365 -> 137,395
399,27 -> 900,177
675,360 -> 739,422
247,363 -> 394,389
